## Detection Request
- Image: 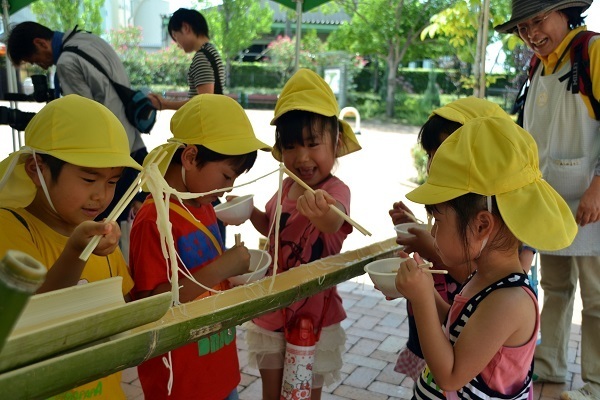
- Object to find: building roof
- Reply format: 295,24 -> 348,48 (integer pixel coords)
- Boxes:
268,0 -> 350,25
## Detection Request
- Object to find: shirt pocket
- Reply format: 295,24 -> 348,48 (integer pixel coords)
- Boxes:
545,157 -> 591,201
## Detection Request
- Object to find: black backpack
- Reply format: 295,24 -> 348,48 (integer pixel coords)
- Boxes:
61,46 -> 157,133
513,30 -> 600,126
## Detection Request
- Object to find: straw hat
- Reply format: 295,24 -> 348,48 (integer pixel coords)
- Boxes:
144,94 -> 271,177
406,116 -> 577,251
495,0 -> 592,34
0,95 -> 141,208
270,69 -> 361,161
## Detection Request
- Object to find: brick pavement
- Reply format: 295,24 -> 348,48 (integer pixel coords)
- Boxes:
121,274 -> 584,399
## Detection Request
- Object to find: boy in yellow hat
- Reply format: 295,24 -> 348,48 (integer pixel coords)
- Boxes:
0,94 -> 142,399
128,94 -> 271,400
244,68 -> 361,400
395,116 -> 576,400
496,2 -> 600,398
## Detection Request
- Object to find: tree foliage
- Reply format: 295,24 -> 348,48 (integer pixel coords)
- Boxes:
330,0 -> 454,117
199,0 -> 272,61
31,0 -> 105,35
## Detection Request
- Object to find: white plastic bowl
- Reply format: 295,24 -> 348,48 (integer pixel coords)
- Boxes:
394,222 -> 429,239
364,257 -> 409,298
214,194 -> 254,225
228,249 -> 272,286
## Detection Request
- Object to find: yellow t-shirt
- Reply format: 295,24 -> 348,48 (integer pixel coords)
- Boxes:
0,208 -> 133,399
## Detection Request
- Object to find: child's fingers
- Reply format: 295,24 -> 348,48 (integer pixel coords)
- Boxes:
413,252 -> 425,265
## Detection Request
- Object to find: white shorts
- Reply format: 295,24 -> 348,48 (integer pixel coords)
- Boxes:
243,321 -> 346,388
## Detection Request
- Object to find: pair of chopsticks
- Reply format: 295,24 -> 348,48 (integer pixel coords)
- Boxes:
417,262 -> 448,275
79,150 -> 167,261
392,262 -> 448,275
282,166 -> 371,236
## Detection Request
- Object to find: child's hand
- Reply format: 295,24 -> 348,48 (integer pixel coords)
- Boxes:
389,201 -> 416,225
297,189 -> 335,218
395,252 -> 434,302
70,221 -> 121,256
220,244 -> 251,278
397,229 -> 440,263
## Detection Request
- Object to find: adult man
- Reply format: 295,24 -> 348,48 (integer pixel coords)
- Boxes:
7,22 -> 148,221
495,1 -> 600,400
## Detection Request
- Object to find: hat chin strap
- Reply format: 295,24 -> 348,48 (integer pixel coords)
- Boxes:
181,166 -> 188,190
32,150 -> 58,214
476,236 -> 489,259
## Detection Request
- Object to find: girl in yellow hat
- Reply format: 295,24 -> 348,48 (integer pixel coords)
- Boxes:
396,116 -> 576,400
243,69 -> 361,400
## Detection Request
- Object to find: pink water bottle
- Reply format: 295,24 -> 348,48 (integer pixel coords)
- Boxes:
280,316 -> 316,400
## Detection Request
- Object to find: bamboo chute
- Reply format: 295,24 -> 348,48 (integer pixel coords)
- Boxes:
0,238 -> 401,399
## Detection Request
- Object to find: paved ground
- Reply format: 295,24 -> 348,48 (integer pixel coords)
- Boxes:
0,104 -> 584,399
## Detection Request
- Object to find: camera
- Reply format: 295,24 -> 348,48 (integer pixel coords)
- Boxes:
3,74 -> 55,103
1,74 -> 54,131
0,106 -> 37,131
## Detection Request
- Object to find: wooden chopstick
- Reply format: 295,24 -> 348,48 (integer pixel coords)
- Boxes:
79,150 -> 167,261
391,262 -> 448,275
282,166 -> 371,236
418,262 -> 448,274
234,233 -> 241,246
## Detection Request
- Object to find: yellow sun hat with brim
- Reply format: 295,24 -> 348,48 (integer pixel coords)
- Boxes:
270,68 -> 361,162
430,96 -> 513,124
143,94 -> 271,180
0,94 -> 141,209
406,116 -> 577,251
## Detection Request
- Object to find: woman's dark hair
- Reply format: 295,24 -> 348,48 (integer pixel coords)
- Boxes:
274,110 -> 342,157
168,8 -> 210,40
560,7 -> 586,29
39,154 -> 66,182
425,194 -> 519,273
172,145 -> 257,175
418,115 -> 462,154
7,22 -> 53,64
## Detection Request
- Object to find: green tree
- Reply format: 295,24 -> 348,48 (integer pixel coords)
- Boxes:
31,0 -> 105,35
199,0 -> 273,87
420,0 -> 512,95
331,0 -> 453,118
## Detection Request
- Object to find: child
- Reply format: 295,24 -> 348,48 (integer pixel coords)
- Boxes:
0,94 -> 142,399
389,98 -> 536,381
395,116 -> 577,399
128,94 -> 271,400
244,68 -> 362,400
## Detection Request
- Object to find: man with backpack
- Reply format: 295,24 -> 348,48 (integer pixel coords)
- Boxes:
6,22 -> 150,223
496,1 -> 600,400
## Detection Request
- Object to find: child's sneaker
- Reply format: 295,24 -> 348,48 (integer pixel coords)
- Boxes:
561,388 -> 598,400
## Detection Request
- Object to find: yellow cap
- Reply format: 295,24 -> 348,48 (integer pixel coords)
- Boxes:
430,97 -> 512,124
406,117 -> 577,251
144,94 -> 271,176
0,95 -> 141,208
271,69 -> 361,161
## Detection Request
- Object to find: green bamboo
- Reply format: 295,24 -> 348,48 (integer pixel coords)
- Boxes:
0,250 -> 46,353
0,238 -> 400,400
